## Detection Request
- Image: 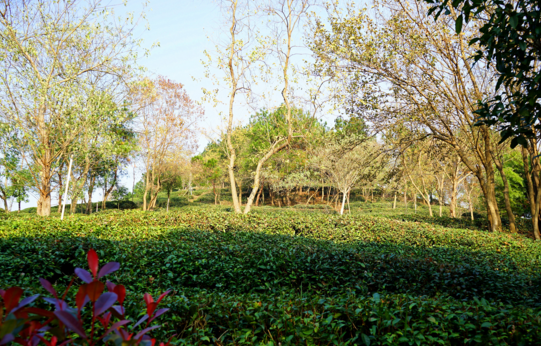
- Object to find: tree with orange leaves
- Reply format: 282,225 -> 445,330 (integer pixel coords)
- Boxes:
132,77 -> 203,211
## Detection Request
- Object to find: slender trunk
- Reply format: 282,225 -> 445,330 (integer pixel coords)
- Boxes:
340,189 -> 347,215
244,141 -> 287,214
347,190 -> 351,214
102,168 -> 118,210
167,189 -> 170,212
468,191 -> 474,220
70,195 -> 78,214
476,171 -> 501,232
143,172 -> 151,211
481,127 -> 502,232
2,191 -> 7,213
18,200 -> 21,213
495,157 -> 517,232
255,181 -> 263,206
57,167 -> 64,213
213,179 -> 217,205
86,174 -> 96,214
404,184 -> 407,212
237,178 -> 242,207
414,193 -> 417,213
306,187 -> 319,205
450,175 -> 458,218
149,176 -> 161,209
522,146 -> 541,239
393,192 -> 397,209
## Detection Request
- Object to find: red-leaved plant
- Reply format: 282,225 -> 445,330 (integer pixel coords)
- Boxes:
0,249 -> 173,346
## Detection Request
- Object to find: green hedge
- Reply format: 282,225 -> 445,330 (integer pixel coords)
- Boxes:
2,209 -> 541,344
155,290 -> 541,345
1,210 -> 540,305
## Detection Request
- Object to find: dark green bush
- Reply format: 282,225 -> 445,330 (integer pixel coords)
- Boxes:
2,209 -> 541,344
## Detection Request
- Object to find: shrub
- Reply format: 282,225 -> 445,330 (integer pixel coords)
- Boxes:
0,249 -> 172,346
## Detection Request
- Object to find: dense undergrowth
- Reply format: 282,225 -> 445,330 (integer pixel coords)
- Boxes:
1,208 -> 541,345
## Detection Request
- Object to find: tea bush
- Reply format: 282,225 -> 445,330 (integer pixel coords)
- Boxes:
1,208 -> 541,345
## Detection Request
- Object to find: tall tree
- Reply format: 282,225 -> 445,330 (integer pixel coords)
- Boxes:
0,0 -> 144,216
133,77 -> 201,211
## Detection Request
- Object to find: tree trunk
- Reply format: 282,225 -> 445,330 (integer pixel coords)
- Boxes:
450,176 -> 458,218
57,167 -> 64,213
37,168 -> 52,216
70,194 -> 78,214
414,193 -> 417,213
468,192 -> 474,220
340,189 -> 347,215
102,168 -> 118,210
404,184 -> 407,212
167,189 -> 171,212
237,178 -> 243,207
255,181 -> 264,206
393,192 -> 397,209
244,141 -> 287,214
86,174 -> 96,214
522,146 -> 541,240
494,156 -> 517,232
213,179 -> 217,205
347,189 -> 351,213
143,176 -> 151,211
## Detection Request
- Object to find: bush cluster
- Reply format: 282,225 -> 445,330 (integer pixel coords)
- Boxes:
1,209 -> 541,344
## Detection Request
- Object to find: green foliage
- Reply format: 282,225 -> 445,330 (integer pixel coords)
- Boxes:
424,0 -> 541,146
2,208 -> 541,344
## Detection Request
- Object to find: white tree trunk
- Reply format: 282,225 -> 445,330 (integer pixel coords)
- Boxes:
340,189 -> 347,215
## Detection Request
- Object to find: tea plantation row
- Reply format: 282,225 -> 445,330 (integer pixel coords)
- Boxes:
1,208 -> 541,344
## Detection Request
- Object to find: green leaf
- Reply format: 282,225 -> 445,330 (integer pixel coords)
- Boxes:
510,15 -> 518,29
361,333 -> 371,346
481,322 -> 492,328
455,14 -> 464,34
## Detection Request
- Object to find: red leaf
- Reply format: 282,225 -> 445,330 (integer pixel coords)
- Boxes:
155,290 -> 171,304
87,249 -> 99,278
75,285 -> 88,310
146,302 -> 158,317
22,307 -> 55,318
114,285 -> 126,305
86,281 -> 104,302
4,287 -> 23,313
143,293 -> 153,306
